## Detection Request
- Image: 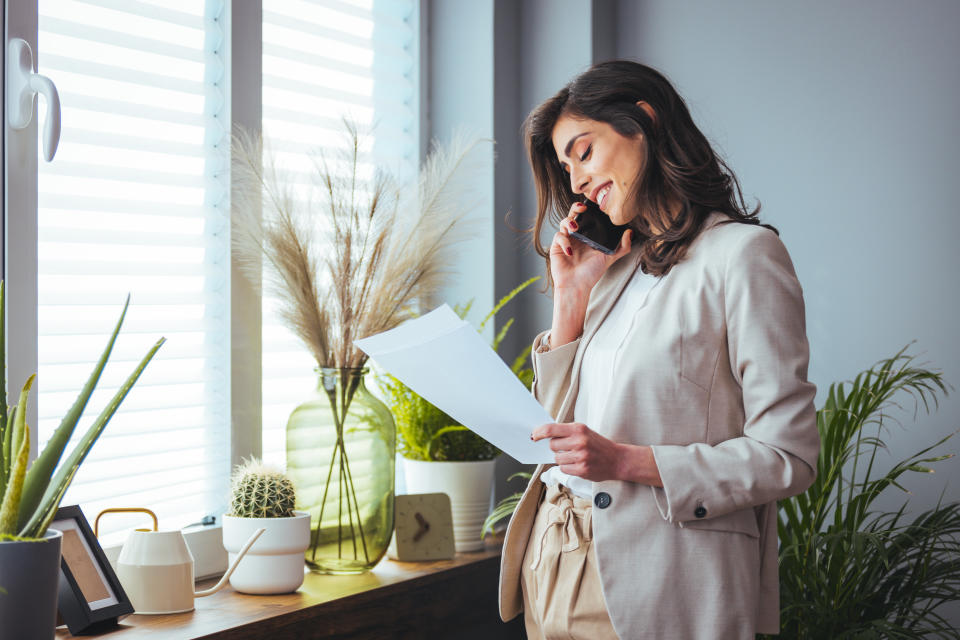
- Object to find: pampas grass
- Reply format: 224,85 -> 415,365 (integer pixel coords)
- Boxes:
232,120 -> 486,370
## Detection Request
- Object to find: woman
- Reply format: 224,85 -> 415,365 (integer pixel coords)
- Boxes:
498,61 -> 820,639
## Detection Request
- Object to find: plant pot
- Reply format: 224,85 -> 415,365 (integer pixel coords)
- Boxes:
403,458 -> 496,552
0,529 -> 63,640
222,511 -> 310,594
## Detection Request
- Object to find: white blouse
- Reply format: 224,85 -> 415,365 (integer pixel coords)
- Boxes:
541,267 -> 660,499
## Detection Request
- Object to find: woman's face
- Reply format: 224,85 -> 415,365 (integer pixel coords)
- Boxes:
551,114 -> 646,226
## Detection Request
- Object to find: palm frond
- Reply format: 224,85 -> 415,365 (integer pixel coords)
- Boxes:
772,346 -> 959,639
482,471 -> 533,538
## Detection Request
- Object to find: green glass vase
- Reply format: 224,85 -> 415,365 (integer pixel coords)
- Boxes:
286,367 -> 396,574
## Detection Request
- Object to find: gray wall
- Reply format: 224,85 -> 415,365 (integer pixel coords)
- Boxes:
491,0 -> 615,501
427,0 -> 613,502
612,0 -> 960,626
614,0 -> 960,511
430,0 -> 959,625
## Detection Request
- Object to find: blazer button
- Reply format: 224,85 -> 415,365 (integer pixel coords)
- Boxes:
594,492 -> 612,509
694,505 -> 707,518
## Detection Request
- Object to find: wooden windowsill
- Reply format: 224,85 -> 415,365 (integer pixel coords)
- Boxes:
56,539 -> 524,640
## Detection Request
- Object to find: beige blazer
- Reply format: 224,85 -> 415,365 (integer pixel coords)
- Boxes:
499,213 -> 820,639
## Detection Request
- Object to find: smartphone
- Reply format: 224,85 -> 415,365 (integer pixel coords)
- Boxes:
569,199 -> 629,255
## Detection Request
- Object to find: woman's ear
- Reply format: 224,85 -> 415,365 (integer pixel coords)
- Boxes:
636,101 -> 657,124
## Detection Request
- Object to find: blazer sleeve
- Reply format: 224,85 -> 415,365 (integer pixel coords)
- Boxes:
649,227 -> 820,523
530,330 -> 580,421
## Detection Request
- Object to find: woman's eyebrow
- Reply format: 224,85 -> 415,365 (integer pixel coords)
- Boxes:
563,132 -> 589,158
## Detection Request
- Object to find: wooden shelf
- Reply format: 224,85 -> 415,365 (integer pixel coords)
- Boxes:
56,542 -> 524,639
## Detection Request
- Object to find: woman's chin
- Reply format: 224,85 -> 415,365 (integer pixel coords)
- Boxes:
607,210 -> 630,226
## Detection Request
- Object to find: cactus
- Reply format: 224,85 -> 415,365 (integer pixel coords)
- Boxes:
229,459 -> 297,518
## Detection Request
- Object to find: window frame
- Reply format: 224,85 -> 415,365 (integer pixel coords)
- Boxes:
4,0 -> 41,460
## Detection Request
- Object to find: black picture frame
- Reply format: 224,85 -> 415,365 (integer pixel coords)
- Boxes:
48,505 -> 134,635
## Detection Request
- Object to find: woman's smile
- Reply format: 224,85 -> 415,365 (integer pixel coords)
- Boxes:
592,182 -> 613,211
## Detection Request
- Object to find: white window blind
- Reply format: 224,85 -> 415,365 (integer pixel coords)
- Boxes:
260,0 -> 420,467
37,0 -> 229,542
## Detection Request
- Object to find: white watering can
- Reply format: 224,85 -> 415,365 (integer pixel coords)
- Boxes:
97,508 -> 264,615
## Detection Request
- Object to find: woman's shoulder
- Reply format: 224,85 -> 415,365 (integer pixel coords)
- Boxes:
691,212 -> 802,294
693,212 -> 785,263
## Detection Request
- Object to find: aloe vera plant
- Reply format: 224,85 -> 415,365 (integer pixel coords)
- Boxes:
0,282 -> 165,539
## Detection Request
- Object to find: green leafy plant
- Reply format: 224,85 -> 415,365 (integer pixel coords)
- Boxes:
0,282 -> 165,540
380,276 -> 539,462
771,346 -> 959,639
229,458 -> 297,518
482,471 -> 532,537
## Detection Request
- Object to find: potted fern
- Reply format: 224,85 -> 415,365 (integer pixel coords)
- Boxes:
221,459 -> 310,594
380,277 -> 538,552
0,283 -> 165,640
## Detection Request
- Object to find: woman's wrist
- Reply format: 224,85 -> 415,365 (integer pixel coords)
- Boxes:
614,443 -> 664,487
550,288 -> 590,347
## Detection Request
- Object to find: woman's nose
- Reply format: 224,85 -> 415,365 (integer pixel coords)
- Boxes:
569,169 -> 590,195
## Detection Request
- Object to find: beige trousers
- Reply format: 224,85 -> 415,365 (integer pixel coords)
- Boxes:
520,483 -> 619,640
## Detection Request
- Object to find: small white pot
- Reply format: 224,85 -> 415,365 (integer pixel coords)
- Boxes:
222,511 -> 310,594
403,458 -> 497,552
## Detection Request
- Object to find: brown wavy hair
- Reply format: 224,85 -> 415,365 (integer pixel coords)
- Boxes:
525,60 -> 773,280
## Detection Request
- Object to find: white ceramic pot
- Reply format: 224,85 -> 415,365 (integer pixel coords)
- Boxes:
403,458 -> 496,552
222,511 -> 310,594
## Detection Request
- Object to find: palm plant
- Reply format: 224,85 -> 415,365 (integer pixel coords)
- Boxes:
482,471 -> 532,537
772,346 -> 959,639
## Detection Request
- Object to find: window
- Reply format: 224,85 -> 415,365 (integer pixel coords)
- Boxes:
260,0 -> 420,467
4,0 -> 421,544
36,0 -> 229,542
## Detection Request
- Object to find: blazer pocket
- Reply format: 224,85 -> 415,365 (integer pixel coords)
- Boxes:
679,507 -> 760,539
679,307 -> 720,392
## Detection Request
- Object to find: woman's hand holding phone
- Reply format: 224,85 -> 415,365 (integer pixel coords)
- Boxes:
548,201 -> 632,347
551,201 -> 632,293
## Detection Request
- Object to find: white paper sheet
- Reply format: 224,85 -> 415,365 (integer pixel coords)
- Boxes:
354,305 -> 555,464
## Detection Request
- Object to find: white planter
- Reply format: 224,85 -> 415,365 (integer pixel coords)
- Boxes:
403,458 -> 496,552
222,511 -> 310,594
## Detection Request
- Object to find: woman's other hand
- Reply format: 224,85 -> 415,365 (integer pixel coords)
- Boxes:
548,202 -> 632,347
532,421 -> 662,486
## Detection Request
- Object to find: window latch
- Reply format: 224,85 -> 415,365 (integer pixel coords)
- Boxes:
7,37 -> 61,162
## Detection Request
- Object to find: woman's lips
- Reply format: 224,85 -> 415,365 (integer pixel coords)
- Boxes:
595,182 -> 612,211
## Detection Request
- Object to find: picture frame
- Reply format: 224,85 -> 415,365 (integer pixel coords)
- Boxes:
48,505 -> 134,635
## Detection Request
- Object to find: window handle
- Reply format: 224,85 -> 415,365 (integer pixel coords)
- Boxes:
7,37 -> 61,162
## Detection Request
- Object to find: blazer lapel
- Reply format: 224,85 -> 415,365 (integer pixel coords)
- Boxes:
554,248 -> 643,422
